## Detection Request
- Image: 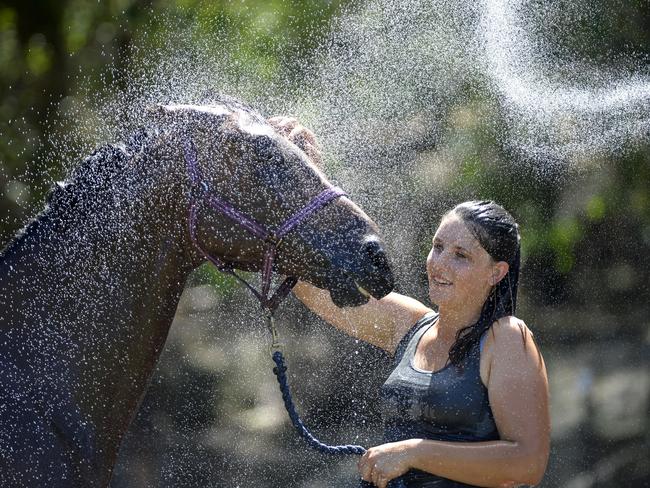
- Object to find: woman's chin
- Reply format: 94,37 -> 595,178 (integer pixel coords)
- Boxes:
429,286 -> 453,306
428,292 -> 445,308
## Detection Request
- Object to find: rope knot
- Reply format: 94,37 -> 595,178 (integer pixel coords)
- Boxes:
273,364 -> 287,375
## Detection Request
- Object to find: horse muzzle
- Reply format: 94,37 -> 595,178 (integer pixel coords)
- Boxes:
327,239 -> 395,308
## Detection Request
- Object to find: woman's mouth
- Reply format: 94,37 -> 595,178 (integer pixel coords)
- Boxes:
432,276 -> 452,286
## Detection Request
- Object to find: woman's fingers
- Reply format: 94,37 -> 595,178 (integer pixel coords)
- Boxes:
359,452 -> 391,488
358,453 -> 375,483
358,457 -> 371,481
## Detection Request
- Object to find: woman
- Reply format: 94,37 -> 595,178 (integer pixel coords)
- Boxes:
270,118 -> 550,488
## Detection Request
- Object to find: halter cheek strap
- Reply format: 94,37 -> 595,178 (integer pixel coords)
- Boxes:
182,137 -> 345,313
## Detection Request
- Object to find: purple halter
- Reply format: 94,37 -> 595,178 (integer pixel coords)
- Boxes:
183,137 -> 345,313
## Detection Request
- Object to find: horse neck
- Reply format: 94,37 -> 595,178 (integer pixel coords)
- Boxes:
0,143 -> 196,467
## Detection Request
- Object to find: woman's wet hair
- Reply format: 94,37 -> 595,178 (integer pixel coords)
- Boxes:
444,200 -> 521,366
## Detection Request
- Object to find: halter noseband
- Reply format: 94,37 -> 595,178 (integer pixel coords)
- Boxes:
183,137 -> 345,314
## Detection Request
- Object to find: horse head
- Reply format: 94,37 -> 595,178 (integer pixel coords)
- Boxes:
154,96 -> 394,307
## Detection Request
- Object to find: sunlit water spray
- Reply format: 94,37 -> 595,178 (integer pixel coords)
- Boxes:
35,0 -> 649,435
480,0 -> 650,166
54,0 -> 649,188
4,0 -> 648,485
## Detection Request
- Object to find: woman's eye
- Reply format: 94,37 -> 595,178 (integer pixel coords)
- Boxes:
433,243 -> 442,252
456,252 -> 466,259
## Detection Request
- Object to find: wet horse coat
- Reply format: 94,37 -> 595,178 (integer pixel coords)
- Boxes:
0,98 -> 393,487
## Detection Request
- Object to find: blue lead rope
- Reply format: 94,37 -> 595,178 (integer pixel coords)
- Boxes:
271,350 -> 406,488
266,312 -> 405,487
271,350 -> 367,456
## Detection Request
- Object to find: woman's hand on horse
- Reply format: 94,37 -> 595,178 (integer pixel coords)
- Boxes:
268,116 -> 323,167
358,441 -> 413,488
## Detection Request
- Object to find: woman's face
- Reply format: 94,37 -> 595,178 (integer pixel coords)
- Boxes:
426,215 -> 500,310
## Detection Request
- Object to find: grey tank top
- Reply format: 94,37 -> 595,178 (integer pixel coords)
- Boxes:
380,312 -> 499,488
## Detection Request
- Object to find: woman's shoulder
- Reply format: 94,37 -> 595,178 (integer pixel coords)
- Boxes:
481,316 -> 536,357
492,315 -> 533,338
407,309 -> 438,336
482,316 -> 544,378
494,316 -> 537,349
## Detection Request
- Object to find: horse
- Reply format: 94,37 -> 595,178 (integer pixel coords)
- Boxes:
0,95 -> 394,487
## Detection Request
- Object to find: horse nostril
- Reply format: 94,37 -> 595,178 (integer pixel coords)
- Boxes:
357,239 -> 394,298
363,239 -> 389,269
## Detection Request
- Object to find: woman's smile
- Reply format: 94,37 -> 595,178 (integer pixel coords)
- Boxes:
431,276 -> 452,286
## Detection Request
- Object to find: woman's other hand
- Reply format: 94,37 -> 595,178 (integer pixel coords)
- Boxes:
268,116 -> 323,167
358,439 -> 520,488
358,441 -> 413,488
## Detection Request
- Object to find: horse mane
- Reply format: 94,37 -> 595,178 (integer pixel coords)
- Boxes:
199,92 -> 264,121
0,128 -> 158,260
46,94 -> 260,211
45,128 -> 156,210
4,94 -> 315,258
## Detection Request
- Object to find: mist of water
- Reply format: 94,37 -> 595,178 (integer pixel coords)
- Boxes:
480,0 -> 650,166
59,1 -> 648,170
47,0 -> 648,272
4,1 -> 649,486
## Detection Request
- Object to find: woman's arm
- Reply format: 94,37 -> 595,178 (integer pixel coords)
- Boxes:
358,317 -> 550,487
293,281 -> 432,353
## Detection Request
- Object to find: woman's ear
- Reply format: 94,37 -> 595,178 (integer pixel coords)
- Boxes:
490,261 -> 510,285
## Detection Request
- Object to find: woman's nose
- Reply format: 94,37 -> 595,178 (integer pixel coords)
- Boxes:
429,250 -> 451,270
426,251 -> 436,270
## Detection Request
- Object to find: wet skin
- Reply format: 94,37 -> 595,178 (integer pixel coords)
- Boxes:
291,178 -> 550,487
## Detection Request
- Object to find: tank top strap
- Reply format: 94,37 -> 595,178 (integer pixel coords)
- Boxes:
460,329 -> 489,370
393,311 -> 438,364
479,330 -> 489,355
